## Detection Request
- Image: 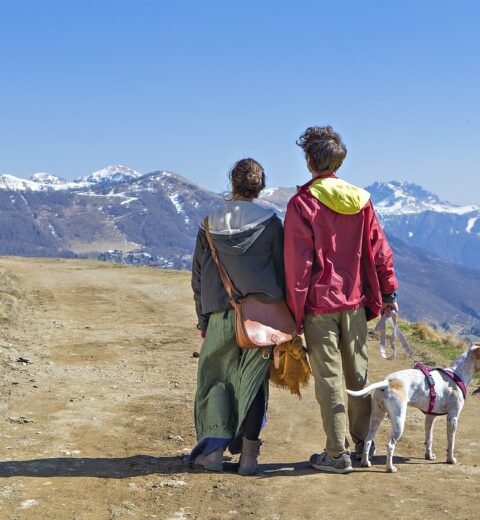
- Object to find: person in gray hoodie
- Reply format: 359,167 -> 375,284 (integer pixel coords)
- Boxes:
190,158 -> 284,475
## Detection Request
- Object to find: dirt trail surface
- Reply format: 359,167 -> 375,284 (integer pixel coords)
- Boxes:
0,257 -> 479,520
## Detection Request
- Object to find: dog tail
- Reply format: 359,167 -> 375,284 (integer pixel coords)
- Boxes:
346,380 -> 389,397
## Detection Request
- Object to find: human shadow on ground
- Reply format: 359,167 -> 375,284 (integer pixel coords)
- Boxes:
0,454 -> 421,479
0,455 -> 189,478
257,454 -> 413,477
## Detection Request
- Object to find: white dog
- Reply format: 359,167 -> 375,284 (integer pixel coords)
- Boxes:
347,344 -> 480,472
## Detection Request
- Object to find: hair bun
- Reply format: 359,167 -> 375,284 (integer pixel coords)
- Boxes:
228,158 -> 265,199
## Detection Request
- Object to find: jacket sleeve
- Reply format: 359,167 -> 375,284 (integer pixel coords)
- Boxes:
369,203 -> 398,296
284,196 -> 315,332
191,229 -> 209,331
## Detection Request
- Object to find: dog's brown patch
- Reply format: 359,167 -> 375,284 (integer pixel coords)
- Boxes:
471,344 -> 480,371
388,378 -> 407,401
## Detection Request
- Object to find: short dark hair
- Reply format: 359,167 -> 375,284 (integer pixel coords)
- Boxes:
297,126 -> 347,173
228,158 -> 265,199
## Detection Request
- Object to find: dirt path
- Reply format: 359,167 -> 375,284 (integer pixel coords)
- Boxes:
0,257 -> 479,520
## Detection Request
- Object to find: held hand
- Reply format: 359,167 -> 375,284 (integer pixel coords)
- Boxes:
199,329 -> 206,339
381,301 -> 399,318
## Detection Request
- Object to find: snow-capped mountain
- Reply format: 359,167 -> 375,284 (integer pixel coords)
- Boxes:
368,181 -> 478,215
77,164 -> 142,185
366,181 -> 480,268
30,172 -> 68,185
0,166 -> 223,269
0,174 -> 42,191
0,165 -> 143,191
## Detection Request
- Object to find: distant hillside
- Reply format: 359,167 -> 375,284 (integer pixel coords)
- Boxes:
389,236 -> 480,337
0,167 -> 223,268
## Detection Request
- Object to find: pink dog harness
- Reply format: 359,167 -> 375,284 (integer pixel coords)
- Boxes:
414,363 -> 467,415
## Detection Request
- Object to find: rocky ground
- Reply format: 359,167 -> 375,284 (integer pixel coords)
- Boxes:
0,257 -> 479,520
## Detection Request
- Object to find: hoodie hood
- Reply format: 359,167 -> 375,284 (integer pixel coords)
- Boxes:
309,177 -> 370,215
202,200 -> 275,256
205,200 -> 275,234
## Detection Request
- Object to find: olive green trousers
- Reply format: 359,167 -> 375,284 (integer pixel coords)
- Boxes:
304,309 -> 372,458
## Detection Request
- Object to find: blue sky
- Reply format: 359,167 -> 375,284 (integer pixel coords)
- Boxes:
1,0 -> 479,204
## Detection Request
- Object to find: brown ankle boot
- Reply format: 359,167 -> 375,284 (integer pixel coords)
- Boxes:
238,437 -> 262,476
193,447 -> 224,472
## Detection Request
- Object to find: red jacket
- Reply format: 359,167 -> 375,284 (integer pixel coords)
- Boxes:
284,174 -> 398,331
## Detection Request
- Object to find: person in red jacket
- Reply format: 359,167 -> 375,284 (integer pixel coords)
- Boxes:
284,126 -> 399,474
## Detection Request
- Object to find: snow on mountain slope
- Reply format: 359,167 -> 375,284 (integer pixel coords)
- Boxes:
364,180 -> 480,268
0,174 -> 45,191
76,165 -> 142,185
367,181 -> 478,215
0,165 -> 142,191
119,171 -> 222,226
30,172 -> 68,185
257,186 -> 296,217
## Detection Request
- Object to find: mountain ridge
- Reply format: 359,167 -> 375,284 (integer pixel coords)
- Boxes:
0,166 -> 478,336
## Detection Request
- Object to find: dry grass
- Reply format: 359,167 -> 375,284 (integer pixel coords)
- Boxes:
393,319 -> 477,379
410,322 -> 467,350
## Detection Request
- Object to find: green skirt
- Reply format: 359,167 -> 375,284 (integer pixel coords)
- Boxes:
193,310 -> 270,455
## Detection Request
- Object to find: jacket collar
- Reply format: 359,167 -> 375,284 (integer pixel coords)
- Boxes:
296,171 -> 336,191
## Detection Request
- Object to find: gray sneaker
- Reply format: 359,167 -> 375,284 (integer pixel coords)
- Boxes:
354,441 -> 376,461
310,451 -> 353,474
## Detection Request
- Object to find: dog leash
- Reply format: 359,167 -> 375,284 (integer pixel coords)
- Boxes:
375,310 -> 414,360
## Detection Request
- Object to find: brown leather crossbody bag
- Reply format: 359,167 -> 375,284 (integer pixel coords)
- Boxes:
204,217 -> 297,350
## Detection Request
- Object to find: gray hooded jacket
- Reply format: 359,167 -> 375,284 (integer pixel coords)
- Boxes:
191,201 -> 285,330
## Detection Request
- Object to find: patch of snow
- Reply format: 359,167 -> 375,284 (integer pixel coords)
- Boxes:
168,193 -> 192,224
466,217 -> 478,233
375,197 -> 477,216
408,231 -> 414,238
19,193 -> 29,206
120,197 -> 139,206
48,223 -> 57,237
169,193 -> 183,213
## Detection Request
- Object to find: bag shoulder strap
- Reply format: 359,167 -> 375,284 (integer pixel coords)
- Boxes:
203,217 -> 241,306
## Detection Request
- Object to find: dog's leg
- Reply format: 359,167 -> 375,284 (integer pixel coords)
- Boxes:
385,400 -> 407,473
361,394 -> 385,468
424,414 -> 437,460
446,414 -> 458,464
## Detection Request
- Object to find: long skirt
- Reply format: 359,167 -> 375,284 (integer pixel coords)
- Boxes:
190,309 -> 270,460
